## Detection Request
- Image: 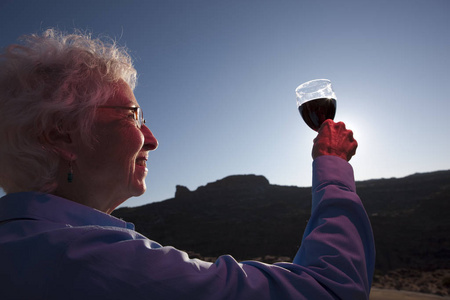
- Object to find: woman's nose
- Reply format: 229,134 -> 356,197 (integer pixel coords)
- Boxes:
141,124 -> 158,151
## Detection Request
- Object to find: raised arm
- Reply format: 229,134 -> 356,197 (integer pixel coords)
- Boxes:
293,120 -> 375,299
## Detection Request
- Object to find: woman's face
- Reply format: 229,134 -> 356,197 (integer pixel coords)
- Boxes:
71,81 -> 158,212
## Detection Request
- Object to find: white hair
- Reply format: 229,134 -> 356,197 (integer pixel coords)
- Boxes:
0,29 -> 137,193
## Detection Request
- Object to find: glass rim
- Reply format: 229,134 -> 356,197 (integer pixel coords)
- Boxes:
295,79 -> 335,105
295,78 -> 331,91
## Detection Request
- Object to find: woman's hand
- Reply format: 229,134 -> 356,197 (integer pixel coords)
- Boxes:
312,119 -> 358,162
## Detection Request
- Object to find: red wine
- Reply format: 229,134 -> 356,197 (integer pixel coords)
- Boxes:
299,98 -> 336,131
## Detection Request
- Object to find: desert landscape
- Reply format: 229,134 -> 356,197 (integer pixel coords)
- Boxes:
114,170 -> 450,298
370,287 -> 450,300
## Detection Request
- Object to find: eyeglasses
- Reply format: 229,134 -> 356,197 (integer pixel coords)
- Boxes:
97,106 -> 146,128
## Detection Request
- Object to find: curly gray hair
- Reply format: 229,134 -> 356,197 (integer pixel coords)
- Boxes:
0,29 -> 137,193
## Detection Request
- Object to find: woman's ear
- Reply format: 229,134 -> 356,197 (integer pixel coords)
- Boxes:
40,129 -> 77,161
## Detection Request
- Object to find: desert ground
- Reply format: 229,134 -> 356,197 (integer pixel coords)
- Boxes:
370,288 -> 450,300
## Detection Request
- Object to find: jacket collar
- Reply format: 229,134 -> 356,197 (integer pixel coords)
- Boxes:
0,192 -> 134,230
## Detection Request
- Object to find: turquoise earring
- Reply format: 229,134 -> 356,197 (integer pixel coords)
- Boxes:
67,160 -> 73,183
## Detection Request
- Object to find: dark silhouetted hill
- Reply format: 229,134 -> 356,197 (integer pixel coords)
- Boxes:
113,171 -> 450,274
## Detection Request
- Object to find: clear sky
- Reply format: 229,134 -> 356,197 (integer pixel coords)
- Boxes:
1,0 -> 449,208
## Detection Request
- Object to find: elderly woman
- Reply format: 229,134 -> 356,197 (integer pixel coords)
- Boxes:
0,29 -> 374,299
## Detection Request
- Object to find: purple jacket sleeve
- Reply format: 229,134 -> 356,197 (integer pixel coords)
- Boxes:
43,156 -> 374,300
293,155 -> 375,299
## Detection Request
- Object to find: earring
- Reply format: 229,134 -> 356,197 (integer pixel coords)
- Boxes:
67,160 -> 73,183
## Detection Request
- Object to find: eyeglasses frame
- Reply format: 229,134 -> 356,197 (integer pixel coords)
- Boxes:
97,105 -> 146,128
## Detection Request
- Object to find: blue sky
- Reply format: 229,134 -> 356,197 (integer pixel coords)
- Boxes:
1,0 -> 449,207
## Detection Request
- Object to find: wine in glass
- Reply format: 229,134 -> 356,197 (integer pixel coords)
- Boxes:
295,79 -> 337,131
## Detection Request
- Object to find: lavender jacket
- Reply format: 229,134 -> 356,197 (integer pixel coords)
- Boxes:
0,155 -> 374,299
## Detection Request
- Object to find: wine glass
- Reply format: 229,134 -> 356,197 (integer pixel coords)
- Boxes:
295,79 -> 337,131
